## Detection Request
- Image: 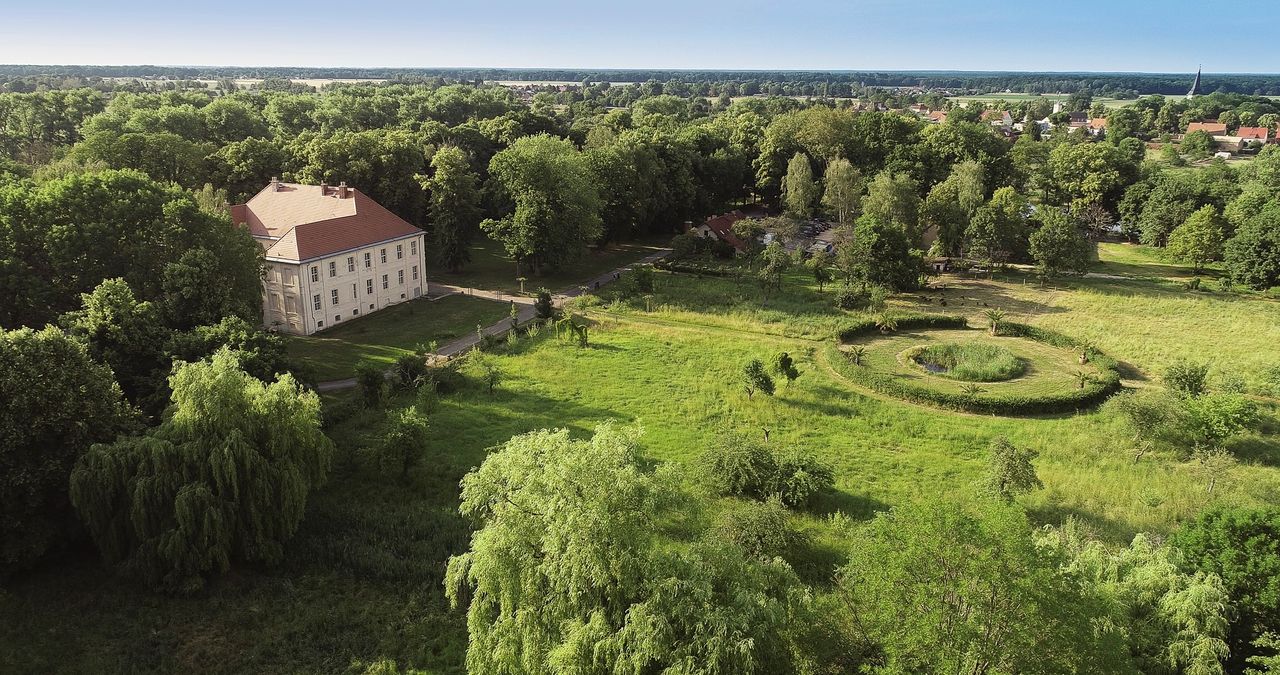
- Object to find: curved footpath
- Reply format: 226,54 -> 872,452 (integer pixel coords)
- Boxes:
315,249 -> 670,392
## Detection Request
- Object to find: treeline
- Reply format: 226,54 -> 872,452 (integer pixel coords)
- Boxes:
4,64 -> 1280,95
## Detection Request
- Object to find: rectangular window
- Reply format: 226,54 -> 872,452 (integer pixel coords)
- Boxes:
351,283 -> 357,299
317,320 -> 324,328
396,244 -> 403,260
310,266 -> 319,282
312,294 -> 321,310
328,261 -> 336,277
330,289 -> 339,305
364,252 -> 371,268
369,303 -> 375,310
380,248 -> 387,264
412,265 -> 419,280
353,308 -> 360,316
285,295 -> 297,314
366,279 -> 373,294
410,240 -> 417,256
269,293 -> 281,310
381,274 -> 388,290
335,315 -> 341,322
398,270 -> 404,285
347,256 -> 355,272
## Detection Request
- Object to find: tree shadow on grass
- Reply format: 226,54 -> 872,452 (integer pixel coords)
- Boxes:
1229,434 -> 1280,468
1025,502 -> 1138,543
810,489 -> 889,521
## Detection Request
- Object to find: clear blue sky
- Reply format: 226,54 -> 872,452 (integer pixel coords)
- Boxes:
1,0 -> 1275,73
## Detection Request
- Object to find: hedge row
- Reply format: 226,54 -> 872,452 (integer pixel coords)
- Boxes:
836,314 -> 969,342
832,317 -> 1122,416
654,259 -> 740,277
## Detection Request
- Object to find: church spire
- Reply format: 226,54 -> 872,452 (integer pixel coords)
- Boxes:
1187,66 -> 1203,99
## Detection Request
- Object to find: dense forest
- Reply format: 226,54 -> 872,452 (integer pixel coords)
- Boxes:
2,71 -> 1280,673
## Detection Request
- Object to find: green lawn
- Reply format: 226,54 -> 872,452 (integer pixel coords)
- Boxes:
426,235 -> 669,295
286,294 -> 510,381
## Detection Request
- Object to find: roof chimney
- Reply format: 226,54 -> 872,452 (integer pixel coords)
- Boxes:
320,181 -> 328,195
338,181 -> 349,199
270,176 -> 280,191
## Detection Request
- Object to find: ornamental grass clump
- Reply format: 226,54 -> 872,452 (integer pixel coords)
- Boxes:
914,343 -> 1025,382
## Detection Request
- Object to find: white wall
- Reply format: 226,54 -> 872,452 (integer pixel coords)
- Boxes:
262,232 -> 426,335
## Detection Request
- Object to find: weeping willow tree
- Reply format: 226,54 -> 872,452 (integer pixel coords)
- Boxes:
444,424 -> 805,675
70,348 -> 333,592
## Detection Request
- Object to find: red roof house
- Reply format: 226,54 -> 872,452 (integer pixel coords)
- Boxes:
1186,122 -> 1229,135
1237,126 -> 1269,141
688,211 -> 748,251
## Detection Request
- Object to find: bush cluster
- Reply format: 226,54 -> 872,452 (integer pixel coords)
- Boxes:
699,434 -> 834,507
834,318 -> 1122,415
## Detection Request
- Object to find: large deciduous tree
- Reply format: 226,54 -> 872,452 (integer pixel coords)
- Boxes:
422,145 -> 482,273
1172,508 -> 1280,671
1029,208 -> 1091,280
1167,205 -> 1227,273
482,134 -> 602,275
782,152 -> 818,218
1,326 -> 136,574
445,424 -> 803,674
820,156 -> 863,225
70,348 -> 333,592
836,501 -> 1111,673
860,170 -> 921,242
0,169 -> 261,329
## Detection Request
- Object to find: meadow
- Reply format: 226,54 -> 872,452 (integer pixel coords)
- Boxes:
3,243 -> 1278,672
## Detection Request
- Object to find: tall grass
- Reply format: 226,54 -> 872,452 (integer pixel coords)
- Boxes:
914,343 -> 1025,382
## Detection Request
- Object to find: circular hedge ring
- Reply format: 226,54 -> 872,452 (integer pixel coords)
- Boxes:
828,315 -> 1121,416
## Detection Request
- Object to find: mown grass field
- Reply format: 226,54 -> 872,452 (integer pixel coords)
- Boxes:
286,293 -> 511,381
3,243 -> 1278,673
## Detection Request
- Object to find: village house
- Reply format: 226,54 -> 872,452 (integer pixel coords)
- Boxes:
231,179 -> 427,336
687,211 -> 748,251
1237,126 -> 1270,143
1088,117 -> 1108,136
1186,121 -> 1228,135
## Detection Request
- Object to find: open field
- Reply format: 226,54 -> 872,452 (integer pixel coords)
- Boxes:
3,244 -> 1278,672
947,93 -> 1140,108
286,293 -> 509,380
425,235 -> 669,295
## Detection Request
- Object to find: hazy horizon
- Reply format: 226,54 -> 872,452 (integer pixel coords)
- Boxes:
2,0 -> 1277,74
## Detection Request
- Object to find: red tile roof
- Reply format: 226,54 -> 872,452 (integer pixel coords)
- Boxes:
232,182 -> 422,262
696,211 -> 747,250
928,110 -> 948,123
1237,126 -> 1269,140
1186,122 -> 1228,134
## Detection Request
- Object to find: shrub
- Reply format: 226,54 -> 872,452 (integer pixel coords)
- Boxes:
712,497 -> 804,560
533,288 -> 555,320
392,354 -> 427,390
1165,359 -> 1210,398
835,285 -> 864,310
360,408 -> 429,480
699,434 -> 834,507
356,361 -> 387,408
